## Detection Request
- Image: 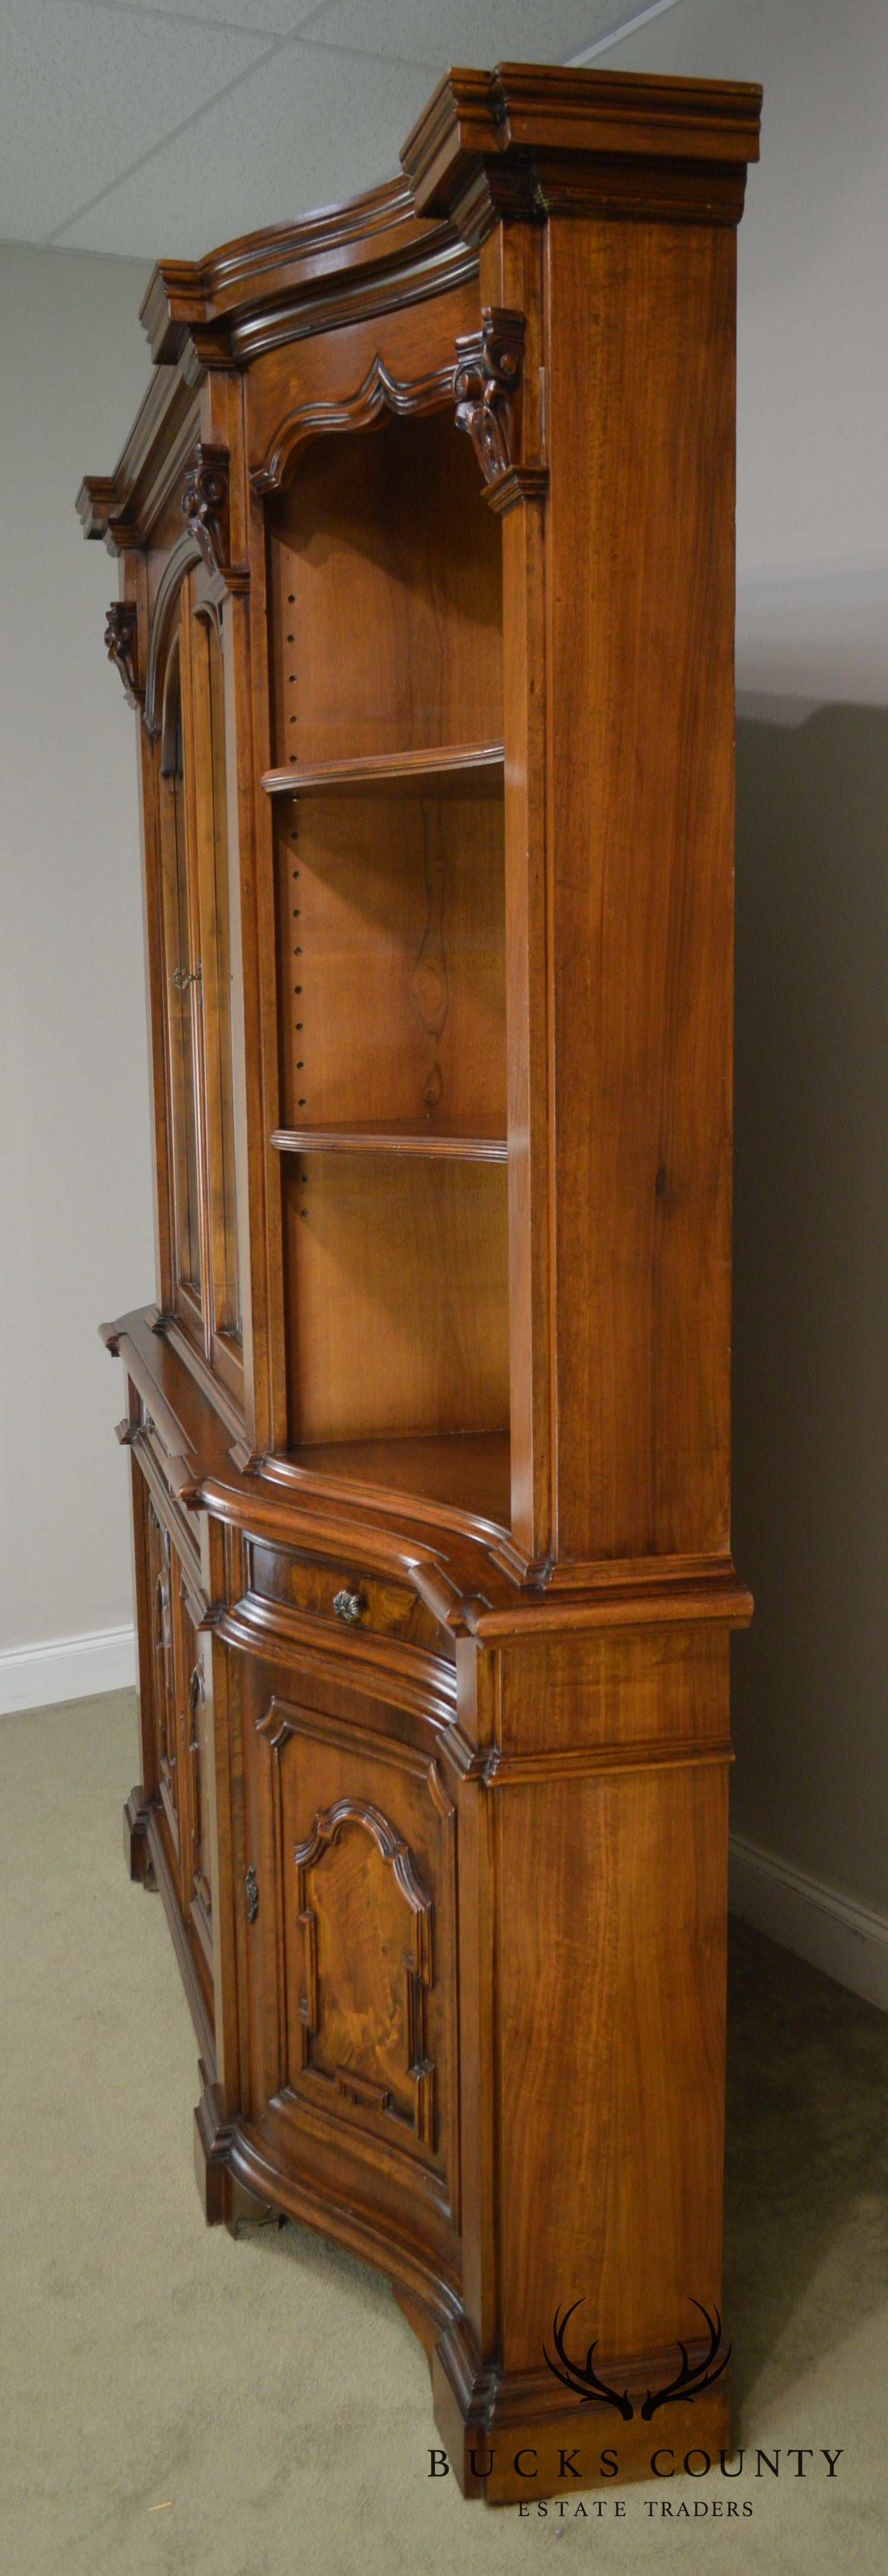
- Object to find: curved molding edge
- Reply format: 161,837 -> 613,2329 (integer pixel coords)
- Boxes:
250,353 -> 457,495
142,529 -> 203,737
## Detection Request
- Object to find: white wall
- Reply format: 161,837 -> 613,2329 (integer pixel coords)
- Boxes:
0,243 -> 154,1677
605,0 -> 888,712
605,0 -> 888,577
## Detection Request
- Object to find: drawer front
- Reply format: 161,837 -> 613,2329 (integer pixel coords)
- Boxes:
248,1540 -> 454,1663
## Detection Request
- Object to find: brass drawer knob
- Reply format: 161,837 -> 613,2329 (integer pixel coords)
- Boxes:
333,1587 -> 366,1626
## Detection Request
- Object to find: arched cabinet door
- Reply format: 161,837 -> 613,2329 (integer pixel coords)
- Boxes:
236,1650 -> 461,2280
154,554 -> 245,1412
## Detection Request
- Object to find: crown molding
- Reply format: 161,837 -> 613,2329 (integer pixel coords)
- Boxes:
401,61 -> 762,241
139,176 -> 476,371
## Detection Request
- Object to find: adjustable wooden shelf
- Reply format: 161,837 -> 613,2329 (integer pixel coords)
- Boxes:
79,59 -> 760,2505
270,1127 -> 508,1162
260,740 -> 505,795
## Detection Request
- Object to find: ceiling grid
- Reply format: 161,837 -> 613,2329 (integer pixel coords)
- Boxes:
0,1 -> 677,256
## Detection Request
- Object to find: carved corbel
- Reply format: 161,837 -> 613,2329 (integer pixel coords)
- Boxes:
453,307 -> 548,511
181,442 -> 230,577
104,601 -> 142,709
453,307 -> 526,483
180,444 -> 249,593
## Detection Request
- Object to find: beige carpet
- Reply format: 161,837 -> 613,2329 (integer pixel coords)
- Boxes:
1,1692 -> 886,2576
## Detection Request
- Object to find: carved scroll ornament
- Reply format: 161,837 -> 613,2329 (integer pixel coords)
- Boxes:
181,443 -> 230,579
453,306 -> 525,485
104,601 -> 141,709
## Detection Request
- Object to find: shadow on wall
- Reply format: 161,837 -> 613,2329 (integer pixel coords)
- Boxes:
731,705 -> 888,1918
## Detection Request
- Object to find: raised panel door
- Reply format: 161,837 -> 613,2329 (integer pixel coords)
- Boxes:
144,1491 -> 183,1879
240,1670 -> 460,2252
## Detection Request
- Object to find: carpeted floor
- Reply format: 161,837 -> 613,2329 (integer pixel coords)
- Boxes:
1,1692 -> 886,2576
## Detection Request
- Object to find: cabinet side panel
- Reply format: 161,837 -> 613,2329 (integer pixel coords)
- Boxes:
496,1624 -> 729,1758
496,1749 -> 728,2374
545,216 -> 736,1562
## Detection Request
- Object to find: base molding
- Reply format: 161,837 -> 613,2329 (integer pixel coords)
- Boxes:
392,2281 -> 440,2361
432,2326 -> 731,2504
141,1804 -> 217,2080
0,1622 -> 135,1715
123,1784 -> 156,1887
729,1830 -> 888,2011
193,2074 -> 283,2235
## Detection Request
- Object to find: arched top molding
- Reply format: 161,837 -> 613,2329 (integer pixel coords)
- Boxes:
79,68 -> 759,559
143,531 -> 203,740
142,441 -> 245,734
251,311 -> 549,515
137,67 -> 759,375
292,1795 -> 434,1975
140,176 -> 476,371
159,624 -> 182,775
250,352 -> 459,498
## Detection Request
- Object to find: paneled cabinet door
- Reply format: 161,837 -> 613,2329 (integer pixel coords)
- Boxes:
243,1686 -> 460,2241
139,1484 -> 215,2014
144,1493 -> 183,1880
174,1572 -> 214,1982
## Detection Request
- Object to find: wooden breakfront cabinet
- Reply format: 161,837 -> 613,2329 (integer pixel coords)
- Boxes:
79,63 -> 760,2503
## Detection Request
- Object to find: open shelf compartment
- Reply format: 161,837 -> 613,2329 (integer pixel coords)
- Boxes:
266,406 -> 510,1506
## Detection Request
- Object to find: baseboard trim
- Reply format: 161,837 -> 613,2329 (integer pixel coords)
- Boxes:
0,1625 -> 136,1716
729,1829 -> 888,2011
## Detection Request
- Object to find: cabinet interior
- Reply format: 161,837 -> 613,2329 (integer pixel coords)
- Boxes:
265,409 -> 510,1507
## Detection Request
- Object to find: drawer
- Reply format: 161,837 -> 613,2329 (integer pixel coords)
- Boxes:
247,1540 -> 454,1663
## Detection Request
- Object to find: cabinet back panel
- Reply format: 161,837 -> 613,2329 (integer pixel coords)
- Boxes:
275,792 -> 505,1131
266,410 -> 502,766
282,1154 -> 509,1445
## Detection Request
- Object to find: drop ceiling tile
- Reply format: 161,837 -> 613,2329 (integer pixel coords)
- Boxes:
53,37 -> 434,257
112,0 -> 330,32
300,0 -> 640,71
0,0 -> 269,243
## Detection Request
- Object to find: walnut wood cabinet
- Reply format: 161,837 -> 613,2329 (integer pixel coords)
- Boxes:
79,62 -> 760,2504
